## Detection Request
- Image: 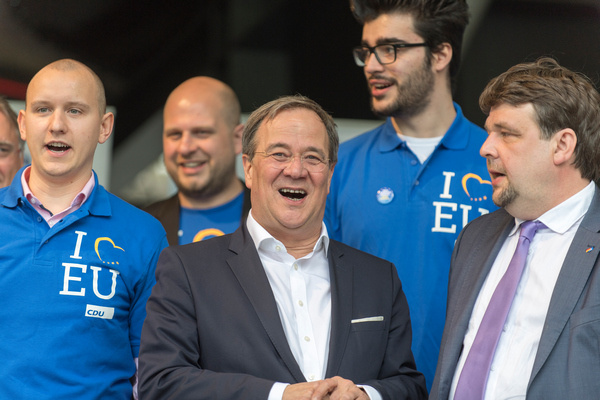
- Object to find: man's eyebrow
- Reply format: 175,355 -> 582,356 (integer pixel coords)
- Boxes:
484,121 -> 518,133
64,101 -> 92,110
266,143 -> 326,157
29,100 -> 91,110
0,141 -> 15,148
265,142 -> 291,152
361,38 -> 411,46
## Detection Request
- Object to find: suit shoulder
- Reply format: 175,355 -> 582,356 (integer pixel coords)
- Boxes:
144,195 -> 178,218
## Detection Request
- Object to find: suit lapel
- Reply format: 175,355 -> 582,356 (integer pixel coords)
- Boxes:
438,211 -> 513,395
226,226 -> 306,383
529,190 -> 600,384
325,242 -> 352,377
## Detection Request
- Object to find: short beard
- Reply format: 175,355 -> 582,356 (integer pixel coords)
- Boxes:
370,54 -> 435,119
493,182 -> 518,208
176,163 -> 238,204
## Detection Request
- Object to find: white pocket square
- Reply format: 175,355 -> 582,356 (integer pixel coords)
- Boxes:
351,316 -> 384,323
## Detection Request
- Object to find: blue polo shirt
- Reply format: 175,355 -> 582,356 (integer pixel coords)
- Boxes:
325,104 -> 497,390
0,167 -> 167,399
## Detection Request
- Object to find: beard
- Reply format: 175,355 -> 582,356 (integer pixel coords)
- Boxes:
370,55 -> 435,118
493,181 -> 518,208
175,161 -> 237,202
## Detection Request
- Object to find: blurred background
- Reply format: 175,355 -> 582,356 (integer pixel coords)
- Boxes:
1,0 -> 598,206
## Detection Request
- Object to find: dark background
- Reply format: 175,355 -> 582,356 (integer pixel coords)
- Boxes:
1,0 -> 598,195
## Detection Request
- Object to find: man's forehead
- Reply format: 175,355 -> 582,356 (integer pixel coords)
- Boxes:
260,111 -> 328,149
27,68 -> 97,104
0,113 -> 16,140
485,103 -> 536,131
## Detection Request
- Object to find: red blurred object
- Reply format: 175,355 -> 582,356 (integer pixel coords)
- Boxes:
0,77 -> 27,100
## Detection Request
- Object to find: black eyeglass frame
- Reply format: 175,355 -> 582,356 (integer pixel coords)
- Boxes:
352,42 -> 428,66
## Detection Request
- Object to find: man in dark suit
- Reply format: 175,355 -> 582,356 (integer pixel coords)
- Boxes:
139,95 -> 427,399
144,77 -> 250,245
430,57 -> 600,399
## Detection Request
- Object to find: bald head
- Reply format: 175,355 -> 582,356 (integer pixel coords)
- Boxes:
27,59 -> 107,116
162,77 -> 244,209
165,77 -> 240,128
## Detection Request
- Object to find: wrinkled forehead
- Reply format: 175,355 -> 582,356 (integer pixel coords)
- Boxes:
259,109 -> 329,152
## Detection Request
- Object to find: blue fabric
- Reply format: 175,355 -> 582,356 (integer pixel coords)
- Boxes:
0,167 -> 168,399
179,190 -> 245,244
325,104 -> 497,390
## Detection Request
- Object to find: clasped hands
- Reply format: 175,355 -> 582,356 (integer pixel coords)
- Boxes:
283,376 -> 370,400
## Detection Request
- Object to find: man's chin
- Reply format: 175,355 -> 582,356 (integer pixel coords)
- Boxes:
370,99 -> 396,118
492,187 -> 517,209
178,179 -> 210,196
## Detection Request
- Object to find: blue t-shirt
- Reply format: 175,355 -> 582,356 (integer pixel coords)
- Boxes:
325,104 -> 497,390
179,191 -> 245,244
0,168 -> 168,399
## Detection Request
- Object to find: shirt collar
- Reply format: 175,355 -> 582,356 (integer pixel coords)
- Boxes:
511,181 -> 595,236
379,102 -> 468,153
21,165 -> 95,215
246,210 -> 330,257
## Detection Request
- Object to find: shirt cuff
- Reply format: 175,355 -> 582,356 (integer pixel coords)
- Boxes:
359,384 -> 382,400
268,382 -> 289,400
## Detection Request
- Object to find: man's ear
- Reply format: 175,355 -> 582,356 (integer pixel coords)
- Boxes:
552,128 -> 577,166
98,112 -> 115,144
18,109 -> 27,141
431,42 -> 453,73
232,123 -> 244,155
242,154 -> 252,189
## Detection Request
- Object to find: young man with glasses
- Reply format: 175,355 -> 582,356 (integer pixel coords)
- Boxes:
324,0 -> 496,391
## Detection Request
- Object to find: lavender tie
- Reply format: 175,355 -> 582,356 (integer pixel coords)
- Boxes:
454,220 -> 545,400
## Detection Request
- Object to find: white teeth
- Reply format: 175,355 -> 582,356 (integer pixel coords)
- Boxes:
49,143 -> 68,148
280,188 -> 306,194
182,162 -> 202,167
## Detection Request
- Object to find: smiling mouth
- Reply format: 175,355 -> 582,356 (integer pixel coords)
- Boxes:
279,188 -> 307,201
180,161 -> 206,168
373,82 -> 392,90
47,143 -> 70,153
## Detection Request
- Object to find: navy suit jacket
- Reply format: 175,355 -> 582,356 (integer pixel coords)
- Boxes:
430,187 -> 600,399
139,224 -> 426,400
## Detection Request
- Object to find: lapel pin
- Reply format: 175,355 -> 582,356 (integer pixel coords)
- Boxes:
585,246 -> 594,253
376,187 -> 394,205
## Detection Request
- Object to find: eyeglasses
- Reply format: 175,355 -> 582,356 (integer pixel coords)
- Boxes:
254,151 -> 330,173
352,43 -> 428,66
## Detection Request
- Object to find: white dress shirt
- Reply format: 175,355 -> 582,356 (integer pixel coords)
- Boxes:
246,212 -> 381,400
450,182 -> 595,399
